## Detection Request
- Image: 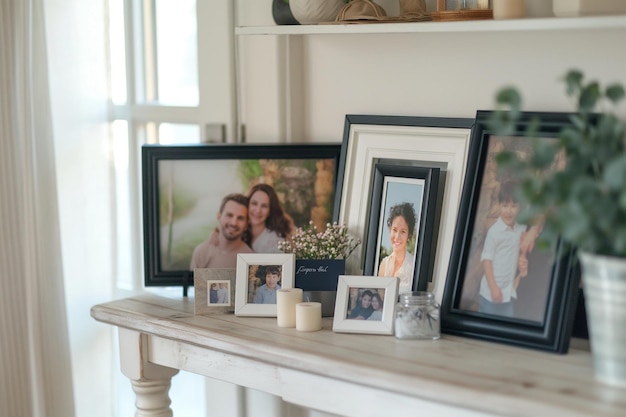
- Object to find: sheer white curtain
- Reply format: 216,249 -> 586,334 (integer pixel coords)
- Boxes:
0,0 -> 74,416
43,1 -> 116,417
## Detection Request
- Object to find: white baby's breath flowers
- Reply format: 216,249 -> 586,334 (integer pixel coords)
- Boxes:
278,221 -> 360,260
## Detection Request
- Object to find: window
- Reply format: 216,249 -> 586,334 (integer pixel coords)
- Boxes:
107,0 -> 235,289
105,1 -> 235,414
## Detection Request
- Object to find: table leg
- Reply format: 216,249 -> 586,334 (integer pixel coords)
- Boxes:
119,328 -> 179,417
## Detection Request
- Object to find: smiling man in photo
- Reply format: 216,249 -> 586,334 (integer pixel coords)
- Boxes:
190,193 -> 254,269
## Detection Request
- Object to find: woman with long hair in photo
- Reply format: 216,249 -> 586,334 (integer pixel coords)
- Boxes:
378,202 -> 417,292
245,183 -> 294,253
366,292 -> 384,321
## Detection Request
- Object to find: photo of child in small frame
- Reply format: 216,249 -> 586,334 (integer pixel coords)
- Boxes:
249,264 -> 282,305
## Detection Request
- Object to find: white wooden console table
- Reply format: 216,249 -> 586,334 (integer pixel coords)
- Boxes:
91,294 -> 625,417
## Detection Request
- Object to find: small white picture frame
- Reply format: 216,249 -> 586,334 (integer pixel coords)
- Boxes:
333,275 -> 399,335
193,268 -> 236,315
234,253 -> 295,317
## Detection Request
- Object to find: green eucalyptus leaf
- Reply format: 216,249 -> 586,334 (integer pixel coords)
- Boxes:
620,189 -> 626,210
604,154 -> 626,189
564,69 -> 584,96
495,87 -> 522,109
578,82 -> 600,113
531,142 -> 558,169
606,84 -> 625,103
527,116 -> 541,138
494,150 -> 516,165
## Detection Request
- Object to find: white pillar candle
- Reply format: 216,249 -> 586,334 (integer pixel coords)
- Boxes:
296,302 -> 322,332
277,288 -> 303,328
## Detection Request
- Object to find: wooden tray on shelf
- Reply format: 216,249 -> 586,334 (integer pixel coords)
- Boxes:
430,9 -> 493,22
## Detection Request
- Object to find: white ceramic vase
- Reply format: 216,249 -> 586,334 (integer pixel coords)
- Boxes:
289,0 -> 346,24
578,251 -> 626,388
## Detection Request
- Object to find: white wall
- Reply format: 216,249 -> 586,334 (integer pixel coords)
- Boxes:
240,27 -> 626,143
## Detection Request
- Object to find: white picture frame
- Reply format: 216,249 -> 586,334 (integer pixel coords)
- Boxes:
193,268 -> 236,315
234,253 -> 296,317
333,275 -> 399,335
334,115 -> 474,303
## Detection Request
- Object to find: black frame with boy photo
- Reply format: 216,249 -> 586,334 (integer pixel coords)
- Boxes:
441,111 -> 581,354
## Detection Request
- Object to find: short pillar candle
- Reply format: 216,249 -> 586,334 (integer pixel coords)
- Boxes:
277,288 -> 303,328
296,302 -> 322,332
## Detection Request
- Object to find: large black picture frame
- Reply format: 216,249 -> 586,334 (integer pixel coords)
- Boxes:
142,143 -> 341,288
363,164 -> 440,293
441,111 -> 581,353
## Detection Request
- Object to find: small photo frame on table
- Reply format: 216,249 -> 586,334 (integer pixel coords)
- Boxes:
333,275 -> 399,335
441,111 -> 581,353
333,115 -> 474,302
193,268 -> 236,315
235,253 -> 295,317
364,164 -> 440,294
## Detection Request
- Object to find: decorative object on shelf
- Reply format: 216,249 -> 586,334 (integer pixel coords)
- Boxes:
193,268 -> 236,315
431,0 -> 493,21
334,0 -> 431,23
441,110 -> 581,354
140,143 -> 340,290
553,0 -> 626,17
234,253 -> 295,317
399,0 -> 427,17
279,221 -> 361,260
487,70 -> 626,384
395,291 -> 440,340
296,302 -> 323,331
277,287 -> 303,327
335,0 -> 387,22
272,0 -> 300,25
334,115 -> 474,303
279,221 -> 360,316
492,0 -> 525,20
363,164 -> 441,294
577,253 -> 626,387
333,275 -> 399,334
289,0 -> 346,24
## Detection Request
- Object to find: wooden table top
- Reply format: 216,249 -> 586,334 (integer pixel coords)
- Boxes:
91,293 -> 626,417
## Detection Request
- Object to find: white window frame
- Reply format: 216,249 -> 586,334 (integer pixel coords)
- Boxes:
108,0 -> 238,291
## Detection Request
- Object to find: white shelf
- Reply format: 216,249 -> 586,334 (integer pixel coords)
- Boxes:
235,15 -> 626,35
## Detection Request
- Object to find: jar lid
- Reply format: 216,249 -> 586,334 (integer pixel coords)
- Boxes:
398,291 -> 436,304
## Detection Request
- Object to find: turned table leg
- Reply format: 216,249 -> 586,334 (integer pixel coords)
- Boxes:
119,328 -> 179,417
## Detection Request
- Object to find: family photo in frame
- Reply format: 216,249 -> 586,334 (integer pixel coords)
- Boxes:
142,143 -> 341,287
442,111 -> 580,353
333,275 -> 399,335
